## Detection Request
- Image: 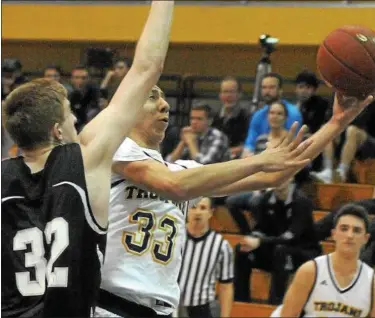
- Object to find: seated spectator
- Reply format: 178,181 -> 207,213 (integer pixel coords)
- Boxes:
212,76 -> 250,159
178,197 -> 234,318
254,101 -> 288,153
295,70 -> 330,134
234,179 -> 321,305
43,65 -> 73,94
69,65 -> 100,131
161,124 -> 181,159
2,58 -> 28,100
314,199 -> 375,267
312,100 -> 375,183
295,71 -> 330,171
242,73 -> 302,157
100,57 -> 132,102
167,104 -> 230,165
226,101 -> 292,234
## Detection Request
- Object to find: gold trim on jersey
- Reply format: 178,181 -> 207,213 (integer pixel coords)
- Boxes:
152,214 -> 178,265
121,209 -> 178,264
122,209 -> 156,256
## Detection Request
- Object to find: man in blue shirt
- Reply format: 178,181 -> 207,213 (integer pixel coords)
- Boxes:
243,73 -> 302,157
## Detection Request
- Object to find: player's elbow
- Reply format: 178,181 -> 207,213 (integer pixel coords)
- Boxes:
132,58 -> 164,78
158,178 -> 188,202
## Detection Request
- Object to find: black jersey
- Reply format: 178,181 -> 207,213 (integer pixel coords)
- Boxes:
1,143 -> 107,317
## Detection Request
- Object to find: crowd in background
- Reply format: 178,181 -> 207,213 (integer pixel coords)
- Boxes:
2,55 -> 374,310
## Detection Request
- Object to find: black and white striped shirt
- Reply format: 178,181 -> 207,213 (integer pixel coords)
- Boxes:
178,230 -> 234,307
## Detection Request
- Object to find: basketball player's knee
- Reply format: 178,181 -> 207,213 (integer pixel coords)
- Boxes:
346,125 -> 366,145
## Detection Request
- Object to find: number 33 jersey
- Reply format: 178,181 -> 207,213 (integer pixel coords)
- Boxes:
101,138 -> 202,315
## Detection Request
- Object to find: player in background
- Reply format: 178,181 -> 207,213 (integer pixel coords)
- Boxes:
1,1 -> 174,317
273,204 -> 375,318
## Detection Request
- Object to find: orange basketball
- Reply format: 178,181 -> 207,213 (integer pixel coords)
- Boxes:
317,25 -> 375,98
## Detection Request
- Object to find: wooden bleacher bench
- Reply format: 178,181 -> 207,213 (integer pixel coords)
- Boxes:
211,183 -> 374,233
315,183 -> 374,210
231,302 -> 276,318
353,159 -> 375,185
223,233 -> 336,302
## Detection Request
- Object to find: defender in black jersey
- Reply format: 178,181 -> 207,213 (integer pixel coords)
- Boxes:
1,2 -> 175,316
2,144 -> 107,317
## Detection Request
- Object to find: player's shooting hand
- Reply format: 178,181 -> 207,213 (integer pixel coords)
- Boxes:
332,92 -> 374,126
256,122 -> 312,173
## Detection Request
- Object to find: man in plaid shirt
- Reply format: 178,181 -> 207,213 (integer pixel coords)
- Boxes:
168,104 -> 230,164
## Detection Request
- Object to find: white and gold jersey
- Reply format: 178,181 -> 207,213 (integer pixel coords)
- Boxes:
271,254 -> 374,318
304,254 -> 374,318
100,138 -> 202,315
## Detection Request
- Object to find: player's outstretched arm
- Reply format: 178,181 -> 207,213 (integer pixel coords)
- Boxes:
211,93 -> 374,196
79,1 -> 174,167
113,124 -> 311,201
280,261 -> 316,317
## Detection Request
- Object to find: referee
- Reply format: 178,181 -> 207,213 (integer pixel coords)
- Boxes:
177,198 -> 234,318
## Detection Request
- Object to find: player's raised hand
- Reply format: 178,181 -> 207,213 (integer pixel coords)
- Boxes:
332,92 -> 374,126
256,122 -> 312,172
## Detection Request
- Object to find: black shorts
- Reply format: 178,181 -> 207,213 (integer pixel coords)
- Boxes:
356,135 -> 375,160
95,289 -> 172,318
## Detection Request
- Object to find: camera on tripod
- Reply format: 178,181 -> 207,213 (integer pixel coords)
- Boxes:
251,34 -> 280,109
259,34 -> 279,56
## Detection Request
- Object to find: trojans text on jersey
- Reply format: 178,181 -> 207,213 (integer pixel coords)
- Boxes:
124,185 -> 189,214
314,301 -> 363,317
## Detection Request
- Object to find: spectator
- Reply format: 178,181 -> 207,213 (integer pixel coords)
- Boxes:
242,73 -> 302,157
312,100 -> 375,183
226,101 -> 289,234
69,65 -> 100,131
161,124 -> 181,159
43,65 -> 73,94
295,70 -> 330,135
314,199 -> 375,267
2,58 -> 28,100
234,179 -> 321,305
167,104 -> 230,165
178,197 -> 234,318
295,70 -> 331,171
212,76 -> 250,159
100,57 -> 132,102
43,65 -> 63,82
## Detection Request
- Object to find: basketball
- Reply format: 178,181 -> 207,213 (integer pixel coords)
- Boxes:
317,25 -> 375,98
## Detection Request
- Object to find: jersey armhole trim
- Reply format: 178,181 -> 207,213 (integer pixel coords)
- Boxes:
53,182 -> 107,234
301,259 -> 318,312
1,196 -> 25,203
111,179 -> 125,189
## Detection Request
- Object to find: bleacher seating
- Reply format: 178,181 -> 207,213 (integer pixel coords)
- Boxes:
211,183 -> 375,233
353,159 -> 375,185
210,183 -> 374,308
315,183 -> 374,210
231,302 -> 276,318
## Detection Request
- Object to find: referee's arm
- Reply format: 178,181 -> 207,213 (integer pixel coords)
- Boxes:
218,240 -> 234,317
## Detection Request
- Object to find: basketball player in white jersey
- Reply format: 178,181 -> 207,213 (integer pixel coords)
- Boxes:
272,203 -> 375,318
97,86 -> 374,316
